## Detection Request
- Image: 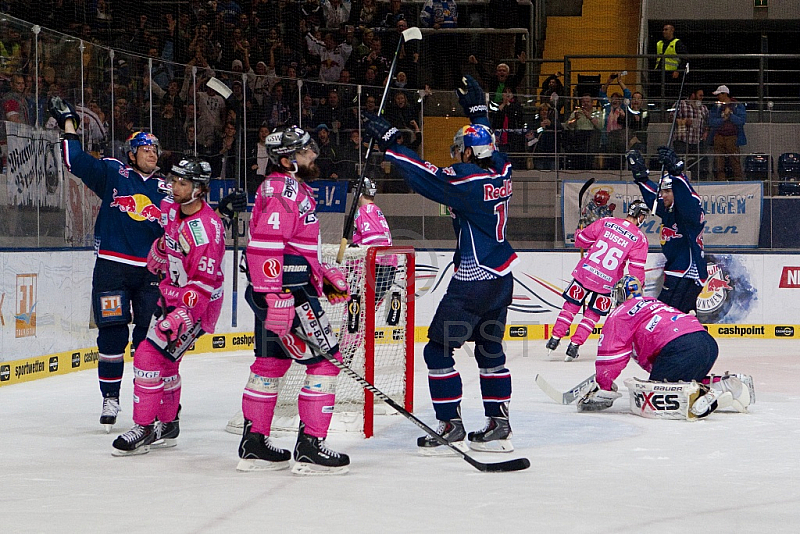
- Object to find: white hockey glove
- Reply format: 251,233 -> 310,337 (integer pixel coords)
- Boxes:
577,383 -> 622,412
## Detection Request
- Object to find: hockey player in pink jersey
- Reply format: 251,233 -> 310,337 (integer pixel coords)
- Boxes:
547,200 -> 650,362
112,158 -> 225,456
237,126 -> 352,476
352,177 -> 398,303
578,275 -> 725,417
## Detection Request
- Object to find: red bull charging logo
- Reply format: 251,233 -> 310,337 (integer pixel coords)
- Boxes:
659,224 -> 683,246
697,263 -> 732,314
109,188 -> 161,222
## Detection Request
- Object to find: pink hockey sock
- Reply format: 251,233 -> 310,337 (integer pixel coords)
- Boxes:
297,355 -> 342,438
571,308 -> 601,346
553,301 -> 581,339
242,357 -> 291,435
158,374 -> 182,423
131,341 -> 165,426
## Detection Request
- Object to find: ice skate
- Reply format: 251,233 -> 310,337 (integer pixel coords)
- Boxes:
292,422 -> 350,476
545,336 -> 560,355
417,418 -> 468,456
468,416 -> 513,453
100,397 -> 120,433
564,342 -> 580,362
236,419 -> 291,472
152,405 -> 181,449
112,424 -> 156,456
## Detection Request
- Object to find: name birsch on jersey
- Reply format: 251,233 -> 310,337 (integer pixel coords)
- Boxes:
484,179 -> 512,201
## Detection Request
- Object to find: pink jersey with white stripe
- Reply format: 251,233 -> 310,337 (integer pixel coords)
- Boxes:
353,202 -> 397,266
595,297 -> 706,390
573,217 -> 648,293
247,172 -> 323,293
159,201 -> 226,333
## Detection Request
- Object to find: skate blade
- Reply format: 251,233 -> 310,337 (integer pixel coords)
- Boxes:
291,461 -> 349,476
417,440 -> 469,457
102,423 -> 115,434
236,458 -> 290,472
564,354 -> 578,362
111,444 -> 151,457
468,439 -> 514,453
151,438 -> 178,449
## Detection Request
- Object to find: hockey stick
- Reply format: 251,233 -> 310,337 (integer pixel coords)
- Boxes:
156,272 -> 177,353
337,26 -> 423,264
314,348 -> 530,472
652,62 -> 690,214
535,374 -> 596,405
577,177 -> 595,255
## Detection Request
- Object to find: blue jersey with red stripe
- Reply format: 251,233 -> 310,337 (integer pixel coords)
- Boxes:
61,135 -> 168,266
384,144 -> 518,278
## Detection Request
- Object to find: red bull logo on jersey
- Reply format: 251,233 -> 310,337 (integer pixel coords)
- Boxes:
659,224 -> 683,245
109,188 -> 161,222
697,263 -> 732,315
484,179 -> 512,201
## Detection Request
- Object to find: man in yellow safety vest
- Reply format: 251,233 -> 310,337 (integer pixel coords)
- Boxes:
654,24 -> 688,108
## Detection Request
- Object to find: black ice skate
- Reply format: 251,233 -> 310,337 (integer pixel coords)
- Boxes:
417,418 -> 468,456
292,422 -> 350,476
112,424 -> 156,456
100,397 -> 120,433
546,336 -> 560,354
565,342 -> 580,362
468,409 -> 514,453
152,405 -> 181,449
236,419 -> 291,472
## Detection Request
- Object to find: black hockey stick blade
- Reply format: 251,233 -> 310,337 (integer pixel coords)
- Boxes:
578,177 -> 595,213
314,348 -> 530,472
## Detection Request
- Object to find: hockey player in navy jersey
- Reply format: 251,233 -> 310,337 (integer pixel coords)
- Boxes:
362,75 -> 519,454
628,146 -> 707,313
49,97 -> 169,432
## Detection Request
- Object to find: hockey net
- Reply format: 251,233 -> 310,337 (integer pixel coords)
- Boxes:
270,245 -> 415,438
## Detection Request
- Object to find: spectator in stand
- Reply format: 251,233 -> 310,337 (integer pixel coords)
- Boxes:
247,123 -> 272,192
194,76 -> 227,151
305,31 -> 353,83
598,72 -> 631,170
315,88 -> 354,137
209,121 -> 239,180
529,101 -> 561,171
360,66 -> 382,102
358,34 -> 390,85
315,124 -> 343,180
156,102 -> 185,157
339,128 -> 368,179
565,93 -> 602,170
653,23 -> 688,108
673,87 -> 709,180
625,90 -> 649,155
263,81 -> 293,130
352,0 -> 381,29
300,93 -> 317,129
468,52 -> 527,106
490,87 -> 525,166
161,80 -> 185,123
321,0 -> 352,31
385,90 -> 420,139
708,85 -> 746,181
0,24 -> 27,77
421,0 -> 459,89
381,0 -> 417,28
539,72 -> 565,120
2,73 -> 31,124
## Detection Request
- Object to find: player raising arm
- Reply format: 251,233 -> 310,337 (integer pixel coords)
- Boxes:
546,200 -> 650,362
362,75 -> 519,455
49,97 -> 169,432
112,158 -> 225,455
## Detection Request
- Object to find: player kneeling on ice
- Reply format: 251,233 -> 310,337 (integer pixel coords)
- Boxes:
362,75 -> 519,455
112,158 -> 225,456
238,127 -> 351,476
546,199 -> 650,362
578,275 -> 752,418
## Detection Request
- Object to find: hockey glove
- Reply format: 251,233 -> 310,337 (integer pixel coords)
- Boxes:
217,190 -> 248,219
147,237 -> 168,275
456,75 -> 488,121
47,96 -> 81,131
626,149 -> 650,183
577,383 -> 621,412
156,307 -> 194,346
657,145 -> 685,176
362,111 -> 400,151
264,292 -> 295,337
322,265 -> 350,305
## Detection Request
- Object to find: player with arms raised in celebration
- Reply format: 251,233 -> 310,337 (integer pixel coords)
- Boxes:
50,97 -> 169,432
546,200 -> 650,362
237,126 -> 352,476
112,158 -> 225,455
628,146 -> 707,313
362,75 -> 519,454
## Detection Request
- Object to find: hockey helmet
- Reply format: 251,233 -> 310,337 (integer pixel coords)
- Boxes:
170,157 -> 212,186
660,175 -> 673,190
594,189 -> 610,206
125,131 -> 161,157
626,199 -> 651,224
265,126 -> 319,166
613,275 -> 643,306
450,124 -> 495,160
361,177 -> 377,198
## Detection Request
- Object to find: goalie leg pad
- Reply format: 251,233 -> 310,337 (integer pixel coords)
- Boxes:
624,377 -> 699,420
704,374 -> 752,413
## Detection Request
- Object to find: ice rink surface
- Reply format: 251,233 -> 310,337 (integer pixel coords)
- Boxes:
2,338 -> 799,534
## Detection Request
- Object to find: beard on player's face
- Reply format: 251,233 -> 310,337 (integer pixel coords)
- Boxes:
295,161 -> 321,182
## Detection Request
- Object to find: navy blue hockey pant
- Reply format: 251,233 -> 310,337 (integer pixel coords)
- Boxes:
649,331 -> 718,383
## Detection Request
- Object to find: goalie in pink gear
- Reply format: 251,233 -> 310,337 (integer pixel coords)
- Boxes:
352,177 -> 398,303
112,158 -> 225,456
547,199 -> 650,362
238,126 -> 351,476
